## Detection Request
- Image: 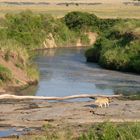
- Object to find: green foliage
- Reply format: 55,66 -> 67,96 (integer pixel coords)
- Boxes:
0,39 -> 29,67
16,122 -> 140,140
0,29 -> 7,40
79,122 -> 140,140
113,19 -> 140,36
64,11 -> 98,31
0,64 -> 12,82
85,37 -> 114,63
1,11 -> 109,49
26,64 -> 39,82
98,39 -> 140,73
80,34 -> 90,45
97,18 -> 121,35
3,11 -> 94,49
85,19 -> 140,74
52,20 -> 78,47
5,10 -> 47,48
0,39 -> 39,84
99,48 -> 130,71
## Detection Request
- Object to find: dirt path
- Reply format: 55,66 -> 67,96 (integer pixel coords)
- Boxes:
0,99 -> 140,130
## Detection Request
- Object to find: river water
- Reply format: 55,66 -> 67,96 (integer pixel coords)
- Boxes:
1,48 -> 140,138
20,48 -> 140,100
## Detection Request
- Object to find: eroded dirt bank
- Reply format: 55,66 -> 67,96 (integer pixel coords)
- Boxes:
0,99 -> 139,130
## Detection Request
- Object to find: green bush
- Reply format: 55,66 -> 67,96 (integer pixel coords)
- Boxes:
0,64 -> 12,82
5,10 -> 47,48
85,36 -> 114,63
97,18 -> 121,35
85,19 -> 140,74
100,48 -> 130,71
99,40 -> 140,73
3,11 -> 87,48
52,20 -> 78,47
131,58 -> 140,73
64,11 -> 98,31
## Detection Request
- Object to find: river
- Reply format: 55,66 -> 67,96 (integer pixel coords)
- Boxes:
19,48 -> 140,100
1,48 -> 140,138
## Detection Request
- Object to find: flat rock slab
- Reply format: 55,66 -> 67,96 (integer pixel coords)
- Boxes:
0,99 -> 140,129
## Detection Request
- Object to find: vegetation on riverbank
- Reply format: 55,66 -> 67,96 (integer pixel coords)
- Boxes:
1,10 -> 92,48
0,11 -> 94,89
62,11 -> 140,73
0,39 -> 39,88
0,64 -> 12,84
0,10 -> 140,89
79,122 -> 140,140
12,122 -> 140,140
84,18 -> 140,73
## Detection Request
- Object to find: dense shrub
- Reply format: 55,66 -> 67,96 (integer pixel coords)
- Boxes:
128,41 -> 140,72
85,19 -> 140,74
51,20 -> 78,46
97,18 -> 121,35
5,10 -> 47,48
113,20 -> 140,36
3,11 -> 98,48
131,58 -> 140,72
99,48 -> 130,71
85,36 -> 114,62
64,11 -> 98,31
3,11 -> 91,48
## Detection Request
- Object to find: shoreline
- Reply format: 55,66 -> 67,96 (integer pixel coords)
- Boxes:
0,98 -> 139,138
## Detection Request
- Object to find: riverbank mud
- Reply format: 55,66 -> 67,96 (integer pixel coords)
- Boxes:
0,98 -> 139,138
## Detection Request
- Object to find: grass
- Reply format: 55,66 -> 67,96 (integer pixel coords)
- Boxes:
0,40 -> 29,66
0,3 -> 140,18
10,122 -> 140,140
78,122 -> 140,140
0,39 -> 39,83
26,64 -> 39,82
0,64 -> 12,82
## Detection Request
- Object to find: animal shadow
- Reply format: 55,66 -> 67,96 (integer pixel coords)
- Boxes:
84,104 -> 98,109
